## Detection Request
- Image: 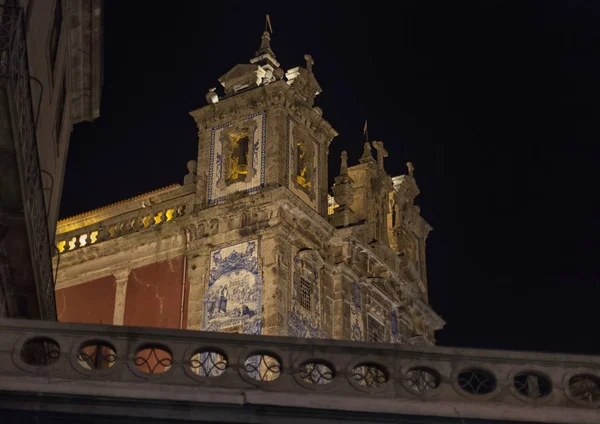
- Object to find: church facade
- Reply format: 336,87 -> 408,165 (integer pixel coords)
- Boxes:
54,30 -> 444,344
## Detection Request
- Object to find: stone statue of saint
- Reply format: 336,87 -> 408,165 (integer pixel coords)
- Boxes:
219,286 -> 229,313
406,162 -> 415,178
296,141 -> 311,188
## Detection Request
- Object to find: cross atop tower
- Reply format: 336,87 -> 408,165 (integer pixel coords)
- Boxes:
304,54 -> 315,73
372,141 -> 388,170
407,161 -> 415,178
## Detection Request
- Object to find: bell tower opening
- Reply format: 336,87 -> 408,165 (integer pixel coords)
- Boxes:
228,132 -> 250,183
296,140 -> 312,191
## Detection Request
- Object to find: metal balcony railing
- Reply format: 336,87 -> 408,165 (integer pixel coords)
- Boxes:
0,5 -> 56,320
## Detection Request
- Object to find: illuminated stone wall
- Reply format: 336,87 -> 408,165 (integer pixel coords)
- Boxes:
288,251 -> 325,338
202,240 -> 262,334
286,116 -> 321,213
207,112 -> 266,205
53,58 -> 444,344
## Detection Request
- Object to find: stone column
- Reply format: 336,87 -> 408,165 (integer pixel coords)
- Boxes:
112,268 -> 130,326
321,264 -> 335,338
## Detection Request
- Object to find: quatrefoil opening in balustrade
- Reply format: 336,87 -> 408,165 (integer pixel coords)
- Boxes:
352,363 -> 388,388
513,372 -> 552,399
20,337 -> 60,366
244,353 -> 281,382
457,369 -> 497,395
404,367 -> 440,395
569,374 -> 600,403
299,361 -> 334,385
77,341 -> 117,370
133,345 -> 172,374
189,351 -> 228,377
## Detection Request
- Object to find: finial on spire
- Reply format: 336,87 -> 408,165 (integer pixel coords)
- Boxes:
254,15 -> 278,65
304,54 -> 314,73
340,151 -> 348,175
406,161 -> 415,178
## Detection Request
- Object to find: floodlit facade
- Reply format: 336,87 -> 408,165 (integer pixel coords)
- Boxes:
0,0 -> 102,320
0,16 -> 598,424
54,30 -> 444,343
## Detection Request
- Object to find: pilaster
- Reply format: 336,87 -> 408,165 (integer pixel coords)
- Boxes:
259,230 -> 288,336
185,244 -> 211,331
112,267 -> 130,326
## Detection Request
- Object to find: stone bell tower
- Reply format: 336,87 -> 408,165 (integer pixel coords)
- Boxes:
52,21 -> 443,344
191,31 -> 335,215
186,27 -> 338,336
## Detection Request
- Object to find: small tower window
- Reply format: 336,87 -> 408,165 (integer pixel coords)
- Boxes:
367,315 -> 385,342
299,277 -> 311,311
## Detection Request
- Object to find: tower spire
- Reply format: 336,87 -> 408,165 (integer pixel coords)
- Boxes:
256,15 -> 275,58
251,15 -> 280,71
257,31 -> 274,56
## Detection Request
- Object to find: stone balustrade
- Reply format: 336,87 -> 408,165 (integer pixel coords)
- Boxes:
55,201 -> 189,254
0,319 -> 598,423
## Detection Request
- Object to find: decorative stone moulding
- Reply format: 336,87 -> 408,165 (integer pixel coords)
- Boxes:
56,201 -> 189,254
2,320 -> 600,423
454,367 -> 500,399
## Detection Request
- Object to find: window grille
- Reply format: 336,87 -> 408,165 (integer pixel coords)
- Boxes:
367,315 -> 385,342
299,277 -> 311,311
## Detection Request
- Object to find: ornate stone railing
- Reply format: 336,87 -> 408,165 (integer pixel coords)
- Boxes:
1,319 -> 598,423
0,5 -> 55,320
56,200 -> 189,253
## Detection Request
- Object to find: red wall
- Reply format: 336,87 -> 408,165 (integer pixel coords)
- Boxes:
56,275 -> 116,325
55,256 -> 189,329
123,256 -> 188,329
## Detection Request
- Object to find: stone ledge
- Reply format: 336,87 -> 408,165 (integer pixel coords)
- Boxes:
1,319 -> 598,423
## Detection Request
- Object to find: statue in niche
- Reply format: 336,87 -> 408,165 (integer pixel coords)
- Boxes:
218,286 -> 229,313
296,140 -> 312,189
228,132 -> 250,182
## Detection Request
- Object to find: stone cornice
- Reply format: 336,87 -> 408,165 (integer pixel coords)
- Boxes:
55,230 -> 186,290
186,186 -> 334,246
411,297 -> 446,331
56,184 -> 193,235
189,82 -> 338,147
57,215 -> 188,265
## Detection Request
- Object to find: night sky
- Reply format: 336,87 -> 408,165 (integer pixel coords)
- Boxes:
61,1 -> 599,354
